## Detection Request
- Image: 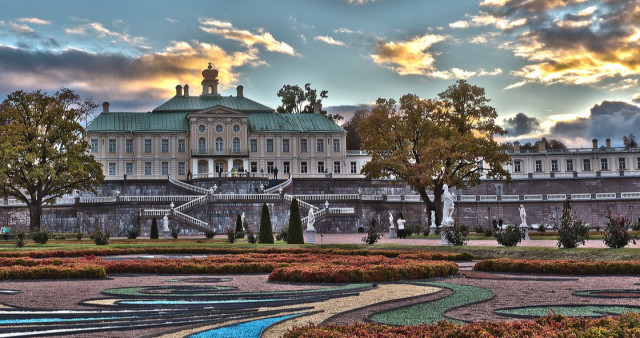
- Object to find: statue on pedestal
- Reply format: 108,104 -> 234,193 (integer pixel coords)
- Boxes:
388,212 -> 394,227
519,204 -> 527,227
307,208 -> 316,231
162,215 -> 170,232
442,184 -> 455,227
241,212 -> 245,226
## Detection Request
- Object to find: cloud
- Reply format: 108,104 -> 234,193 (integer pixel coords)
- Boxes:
199,18 -> 297,56
600,78 -> 638,91
314,35 -> 345,46
345,0 -> 376,4
478,68 -> 503,76
65,21 -> 149,50
17,17 -> 50,25
449,20 -> 470,29
371,34 -> 446,76
633,94 -> 640,104
165,17 -> 179,24
503,112 -> 541,136
300,34 -> 307,44
9,22 -> 39,37
325,104 -> 375,122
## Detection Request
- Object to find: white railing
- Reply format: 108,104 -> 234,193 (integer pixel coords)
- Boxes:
140,209 -> 170,217
480,195 -> 497,201
328,207 -> 355,214
173,210 -> 209,228
621,192 -> 640,199
596,193 -> 616,200
216,194 -> 280,201
501,195 -> 519,201
459,195 -> 476,202
284,195 -> 319,211
524,195 -> 543,201
290,194 -> 359,201
264,177 -> 292,194
168,176 -> 209,195
387,195 -> 402,201
80,196 -> 117,203
54,198 -> 75,205
404,195 -> 421,202
362,195 -> 383,201
547,194 -> 566,200
119,195 -> 198,203
174,195 -> 207,212
571,193 -> 591,200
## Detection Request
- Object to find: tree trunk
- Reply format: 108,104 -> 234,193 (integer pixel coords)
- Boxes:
433,193 -> 443,226
29,203 -> 42,232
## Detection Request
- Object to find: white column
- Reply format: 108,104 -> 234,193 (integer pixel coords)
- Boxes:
208,159 -> 214,177
192,159 -> 198,175
227,158 -> 233,171
243,158 -> 248,171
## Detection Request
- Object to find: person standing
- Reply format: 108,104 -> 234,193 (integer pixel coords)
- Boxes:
397,215 -> 406,239
273,167 -> 279,180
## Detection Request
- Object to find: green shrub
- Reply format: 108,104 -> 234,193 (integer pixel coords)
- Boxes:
14,231 -> 25,248
30,227 -> 51,244
423,226 -> 430,236
204,229 -> 216,239
171,228 -> 179,240
76,232 -> 83,240
226,227 -> 235,243
405,224 -> 422,237
287,198 -> 304,244
235,214 -> 244,238
126,228 -> 140,239
557,200 -> 589,249
632,222 -> 640,231
150,217 -> 159,240
483,228 -> 493,237
246,227 -> 257,244
54,234 -> 66,240
362,223 -> 382,245
537,224 -> 547,232
595,225 -> 602,232
235,230 -> 245,239
258,203 -> 274,244
93,227 -> 110,245
474,225 -> 484,234
444,223 -> 469,246
276,226 -> 289,242
494,225 -> 523,247
602,206 -> 637,249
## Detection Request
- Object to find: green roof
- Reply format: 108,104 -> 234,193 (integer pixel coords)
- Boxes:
282,114 -> 345,133
154,95 -> 273,112
248,113 -> 345,133
86,112 -> 189,133
85,113 -> 148,133
135,112 -> 189,132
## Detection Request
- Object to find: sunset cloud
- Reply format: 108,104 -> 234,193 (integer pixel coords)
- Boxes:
371,34 -> 446,76
65,21 -> 149,49
199,18 -> 297,56
314,35 -> 345,46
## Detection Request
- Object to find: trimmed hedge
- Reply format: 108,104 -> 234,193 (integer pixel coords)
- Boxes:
474,258 -> 640,275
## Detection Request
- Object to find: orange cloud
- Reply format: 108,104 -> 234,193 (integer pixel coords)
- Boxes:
371,34 -> 446,76
199,19 -> 298,56
65,21 -> 149,49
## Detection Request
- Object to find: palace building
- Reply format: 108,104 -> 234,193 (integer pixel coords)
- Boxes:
86,64 -> 368,180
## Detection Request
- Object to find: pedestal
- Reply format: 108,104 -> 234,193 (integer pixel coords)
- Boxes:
305,228 -> 316,244
430,224 -> 437,236
520,224 -> 530,240
388,225 -> 397,238
441,227 -> 452,245
160,229 -> 170,239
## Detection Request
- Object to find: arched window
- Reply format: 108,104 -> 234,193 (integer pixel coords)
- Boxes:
198,137 -> 206,153
215,137 -> 224,153
232,137 -> 240,153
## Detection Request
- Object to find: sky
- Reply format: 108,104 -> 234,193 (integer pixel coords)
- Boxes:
0,0 -> 638,147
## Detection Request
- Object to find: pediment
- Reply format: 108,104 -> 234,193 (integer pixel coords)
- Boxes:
187,105 -> 248,118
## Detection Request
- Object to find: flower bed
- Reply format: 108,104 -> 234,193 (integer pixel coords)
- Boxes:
474,258 -> 640,275
0,257 -> 105,280
284,313 -> 640,337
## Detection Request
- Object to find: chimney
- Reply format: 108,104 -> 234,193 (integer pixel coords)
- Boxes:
592,139 -> 598,149
538,138 -> 546,152
236,85 -> 244,98
513,141 -> 520,153
183,84 -> 190,97
606,138 -> 611,149
102,102 -> 109,113
313,102 -> 321,114
175,85 -> 183,96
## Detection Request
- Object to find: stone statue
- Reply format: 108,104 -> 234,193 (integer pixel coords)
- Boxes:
442,184 -> 455,227
241,212 -> 245,225
162,214 -> 170,232
307,208 -> 316,231
388,212 -> 394,227
519,204 -> 527,227
430,210 -> 436,229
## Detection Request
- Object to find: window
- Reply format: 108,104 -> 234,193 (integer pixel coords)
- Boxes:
198,125 -> 206,133
334,161 -> 341,174
333,139 -> 340,152
125,163 -> 133,175
601,158 -> 609,171
232,137 -> 240,153
108,139 -> 116,153
267,161 -> 274,173
535,160 -> 543,172
233,125 -> 240,134
90,139 -> 99,153
161,162 -> 169,175
178,162 -> 185,175
178,139 -> 185,153
125,139 -> 133,153
198,161 -> 207,174
215,137 -> 223,152
317,161 -> 325,173
215,125 -> 223,133
637,157 -> 640,169
300,139 -> 308,152
477,161 -> 484,172
316,139 -> 324,152
551,159 -> 558,172
283,161 -> 290,174
583,159 -> 591,171
267,139 -> 274,152
161,139 -> 169,153
144,162 -> 152,175
301,161 -> 308,173
566,159 -> 574,172
198,137 -> 206,153
513,160 -> 522,173
250,161 -> 257,173
250,139 -> 257,152
350,161 -> 357,174
619,157 -> 627,170
144,139 -> 152,153
282,139 -> 290,152
108,163 -> 116,175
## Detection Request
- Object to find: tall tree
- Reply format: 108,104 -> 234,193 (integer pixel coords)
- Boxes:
287,198 -> 304,244
0,89 -> 104,231
343,110 -> 370,150
258,203 -> 274,244
276,83 -> 342,121
359,80 -> 510,225
624,133 -> 638,149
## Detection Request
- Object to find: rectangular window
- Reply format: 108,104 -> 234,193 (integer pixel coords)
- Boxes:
125,139 -> 133,153
317,161 -> 325,173
161,162 -> 169,175
333,161 -> 341,174
125,163 -> 133,175
250,161 -> 257,173
601,158 -> 609,171
178,139 -> 186,153
108,139 -> 116,153
283,161 -> 290,174
178,162 -> 185,175
301,161 -> 308,173
566,159 -> 574,172
513,160 -> 522,173
583,159 -> 591,171
300,139 -> 308,152
144,162 -> 152,175
316,139 -> 324,152
267,161 -> 274,173
551,159 -> 559,172
619,157 -> 627,170
350,161 -> 357,174
108,163 -> 116,175
90,139 -> 99,153
333,139 -> 340,152
266,139 -> 274,152
282,139 -> 290,152
161,139 -> 169,153
250,139 -> 257,152
144,139 -> 152,153
535,160 -> 543,172
637,157 -> 640,169
477,160 -> 484,172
